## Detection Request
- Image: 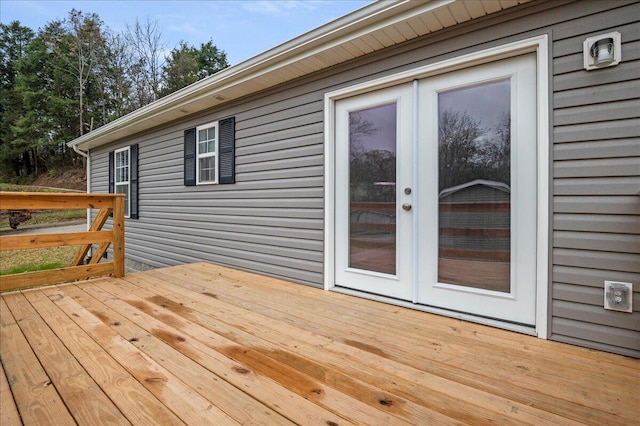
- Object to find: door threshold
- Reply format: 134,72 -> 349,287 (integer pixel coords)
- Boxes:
332,286 -> 537,337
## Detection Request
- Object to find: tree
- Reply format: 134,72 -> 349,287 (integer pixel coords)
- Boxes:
0,11 -> 231,180
195,40 -> 229,79
160,42 -> 199,96
100,30 -> 135,121
61,9 -> 108,135
12,31 -> 73,174
482,113 -> 510,184
7,11 -> 113,176
0,21 -> 34,176
438,109 -> 484,191
160,40 -> 229,97
125,17 -> 165,107
438,109 -> 511,191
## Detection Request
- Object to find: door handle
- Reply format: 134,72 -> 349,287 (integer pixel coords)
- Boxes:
402,203 -> 412,211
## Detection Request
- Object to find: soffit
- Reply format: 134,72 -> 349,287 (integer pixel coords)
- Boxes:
69,0 -> 531,151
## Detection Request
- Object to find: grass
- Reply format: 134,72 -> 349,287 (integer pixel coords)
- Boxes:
1,262 -> 66,275
0,246 -> 78,276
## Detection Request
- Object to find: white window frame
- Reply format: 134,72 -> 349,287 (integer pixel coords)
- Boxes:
114,146 -> 131,218
196,121 -> 219,185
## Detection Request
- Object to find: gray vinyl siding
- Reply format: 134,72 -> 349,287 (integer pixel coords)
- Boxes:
92,97 -> 326,286
550,0 -> 640,357
90,0 -> 639,356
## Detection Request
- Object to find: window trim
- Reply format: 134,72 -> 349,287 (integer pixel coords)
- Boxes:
196,121 -> 219,185
114,146 -> 131,218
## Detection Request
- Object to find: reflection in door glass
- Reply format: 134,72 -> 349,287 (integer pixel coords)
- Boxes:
438,79 -> 511,292
349,103 -> 397,275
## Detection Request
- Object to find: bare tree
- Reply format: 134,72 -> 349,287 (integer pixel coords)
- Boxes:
349,110 -> 378,159
125,17 -> 165,107
438,109 -> 484,190
103,30 -> 134,118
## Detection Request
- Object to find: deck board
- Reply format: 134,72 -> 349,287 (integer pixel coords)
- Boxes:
1,262 -> 638,425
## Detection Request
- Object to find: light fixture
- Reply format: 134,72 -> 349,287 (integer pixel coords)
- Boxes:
583,32 -> 621,70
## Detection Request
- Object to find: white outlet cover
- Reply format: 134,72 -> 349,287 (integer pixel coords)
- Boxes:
604,281 -> 633,313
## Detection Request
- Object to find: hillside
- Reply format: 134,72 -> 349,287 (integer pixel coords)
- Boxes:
29,168 -> 87,192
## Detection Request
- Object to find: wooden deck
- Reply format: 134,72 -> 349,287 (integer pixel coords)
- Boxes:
1,263 -> 638,425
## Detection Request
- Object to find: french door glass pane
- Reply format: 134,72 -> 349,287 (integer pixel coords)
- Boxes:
438,79 -> 511,292
349,103 -> 397,275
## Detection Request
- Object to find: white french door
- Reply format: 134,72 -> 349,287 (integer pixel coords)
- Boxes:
334,84 -> 414,300
334,53 -> 538,326
416,54 -> 537,325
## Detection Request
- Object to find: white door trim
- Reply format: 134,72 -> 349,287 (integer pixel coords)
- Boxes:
324,34 -> 549,338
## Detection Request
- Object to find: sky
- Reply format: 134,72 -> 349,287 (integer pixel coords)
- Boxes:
0,0 -> 373,65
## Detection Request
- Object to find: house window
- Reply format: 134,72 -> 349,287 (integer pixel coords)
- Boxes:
197,122 -> 218,184
184,116 -> 235,186
109,144 -> 138,219
114,147 -> 131,217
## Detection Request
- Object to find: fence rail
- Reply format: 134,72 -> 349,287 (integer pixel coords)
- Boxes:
0,192 -> 124,292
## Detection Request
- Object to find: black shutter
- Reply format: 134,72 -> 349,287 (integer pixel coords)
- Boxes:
218,117 -> 235,184
184,128 -> 196,186
108,151 -> 114,193
130,144 -> 139,219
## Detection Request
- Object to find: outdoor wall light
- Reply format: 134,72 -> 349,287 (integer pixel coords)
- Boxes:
584,32 -> 621,70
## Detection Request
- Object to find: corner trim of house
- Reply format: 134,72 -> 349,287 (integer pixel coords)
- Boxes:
323,34 -> 550,338
323,94 -> 337,292
535,33 -> 550,340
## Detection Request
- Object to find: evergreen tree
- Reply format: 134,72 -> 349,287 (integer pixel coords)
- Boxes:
160,39 -> 229,96
0,22 -> 34,176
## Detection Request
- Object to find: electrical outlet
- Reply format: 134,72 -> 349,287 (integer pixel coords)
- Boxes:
604,281 -> 633,313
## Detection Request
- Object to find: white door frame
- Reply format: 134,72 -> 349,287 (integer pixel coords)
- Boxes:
324,35 -> 549,338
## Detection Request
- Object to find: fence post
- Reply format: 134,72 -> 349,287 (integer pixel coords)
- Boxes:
112,194 -> 125,277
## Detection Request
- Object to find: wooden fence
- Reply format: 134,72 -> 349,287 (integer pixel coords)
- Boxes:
0,192 -> 124,292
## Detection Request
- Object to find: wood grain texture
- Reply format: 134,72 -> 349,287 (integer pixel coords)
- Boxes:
0,192 -> 120,210
0,297 -> 75,425
3,292 -> 130,425
0,354 -> 21,426
1,263 -> 638,425
0,263 -> 114,292
0,231 -> 112,251
72,207 -> 113,265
